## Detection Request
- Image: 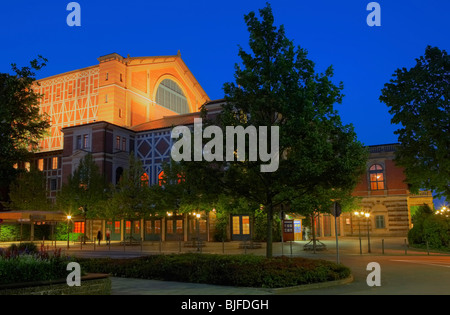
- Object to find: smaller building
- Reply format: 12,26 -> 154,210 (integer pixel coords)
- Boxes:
311,144 -> 434,238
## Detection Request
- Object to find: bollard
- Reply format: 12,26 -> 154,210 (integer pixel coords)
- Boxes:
426,241 -> 429,255
94,238 -> 96,251
290,241 -> 293,257
141,238 -> 143,252
159,237 -> 162,253
404,239 -> 407,255
222,238 -> 225,254
359,237 -> 362,255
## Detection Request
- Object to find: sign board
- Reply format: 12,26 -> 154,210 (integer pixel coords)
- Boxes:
282,220 -> 295,242
331,202 -> 342,217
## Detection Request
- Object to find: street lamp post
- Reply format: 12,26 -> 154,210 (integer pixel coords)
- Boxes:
196,213 -> 201,252
365,212 -> 371,253
354,211 -> 363,254
66,215 -> 72,249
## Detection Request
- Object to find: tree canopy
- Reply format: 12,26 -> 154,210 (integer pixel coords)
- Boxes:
0,56 -> 50,201
380,46 -> 449,199
167,3 -> 367,257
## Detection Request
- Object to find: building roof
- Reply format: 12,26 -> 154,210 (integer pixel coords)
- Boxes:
131,112 -> 201,132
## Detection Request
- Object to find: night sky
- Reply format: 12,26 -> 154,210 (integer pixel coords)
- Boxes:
0,1 -> 448,204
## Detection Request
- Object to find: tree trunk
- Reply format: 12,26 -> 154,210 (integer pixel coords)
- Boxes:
266,203 -> 273,258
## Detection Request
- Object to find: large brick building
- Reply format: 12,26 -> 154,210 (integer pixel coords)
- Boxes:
2,53 -> 433,242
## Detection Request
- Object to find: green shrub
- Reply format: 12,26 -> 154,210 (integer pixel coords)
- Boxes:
77,254 -> 351,288
0,254 -> 69,285
408,204 -> 450,250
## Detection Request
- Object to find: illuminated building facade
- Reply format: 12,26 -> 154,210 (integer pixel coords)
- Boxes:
7,54 -> 433,242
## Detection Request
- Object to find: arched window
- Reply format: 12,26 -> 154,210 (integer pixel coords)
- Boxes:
155,79 -> 189,114
369,164 -> 385,190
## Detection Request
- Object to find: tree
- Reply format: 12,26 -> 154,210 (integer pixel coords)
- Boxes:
108,154 -> 154,240
0,56 -> 50,201
380,46 -> 449,199
9,166 -> 50,211
57,153 -> 107,218
171,4 -> 367,257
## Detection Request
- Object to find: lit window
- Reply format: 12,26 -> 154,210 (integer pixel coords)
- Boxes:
52,157 -> 58,170
38,159 -> 44,171
141,173 -> 149,187
114,221 -> 121,234
25,162 -> 30,172
369,164 -> 385,190
73,222 -> 85,234
134,221 -> 140,234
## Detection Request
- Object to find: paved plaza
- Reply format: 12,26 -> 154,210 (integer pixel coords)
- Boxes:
2,237 -> 449,295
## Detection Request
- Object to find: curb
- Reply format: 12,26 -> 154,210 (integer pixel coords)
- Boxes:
262,275 -> 354,294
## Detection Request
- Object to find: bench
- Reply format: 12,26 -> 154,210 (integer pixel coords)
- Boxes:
184,239 -> 205,248
119,236 -> 141,246
239,241 -> 262,249
303,240 -> 327,251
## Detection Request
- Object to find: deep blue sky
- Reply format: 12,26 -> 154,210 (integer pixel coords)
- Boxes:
1,1 -> 448,147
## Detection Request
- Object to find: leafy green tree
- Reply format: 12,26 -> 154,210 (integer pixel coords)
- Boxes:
108,154 -> 154,239
380,46 -> 449,199
170,4 -> 367,257
0,56 -> 50,201
57,153 -> 108,219
9,166 -> 50,211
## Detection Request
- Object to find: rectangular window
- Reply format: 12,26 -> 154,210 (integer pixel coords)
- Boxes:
122,137 -> 126,151
242,216 -> 250,235
232,216 -> 240,235
154,220 -> 161,234
83,135 -> 89,149
38,159 -> 44,171
176,220 -> 183,234
52,157 -> 58,169
134,221 -> 140,234
76,135 -> 82,149
375,215 -> 385,229
167,220 -> 174,234
114,221 -> 121,234
125,221 -> 131,234
145,221 -> 152,234
73,222 -> 85,234
50,178 -> 57,191
116,136 -> 121,150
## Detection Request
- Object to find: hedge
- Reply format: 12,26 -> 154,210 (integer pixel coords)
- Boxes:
77,253 -> 351,288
